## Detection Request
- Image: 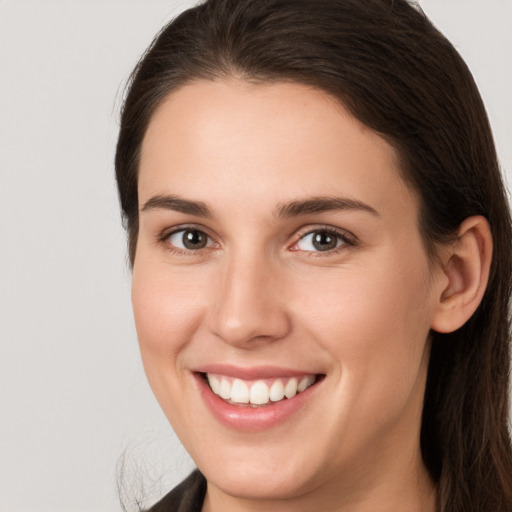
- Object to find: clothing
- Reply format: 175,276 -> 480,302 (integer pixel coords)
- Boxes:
146,470 -> 206,512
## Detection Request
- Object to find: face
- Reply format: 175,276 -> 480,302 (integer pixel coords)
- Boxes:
133,80 -> 443,504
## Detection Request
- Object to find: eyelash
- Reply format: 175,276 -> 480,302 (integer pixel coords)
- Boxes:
158,224 -> 357,257
291,225 -> 357,256
158,225 -> 217,257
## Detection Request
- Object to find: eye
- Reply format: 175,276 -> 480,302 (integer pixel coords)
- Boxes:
294,229 -> 350,252
166,228 -> 214,251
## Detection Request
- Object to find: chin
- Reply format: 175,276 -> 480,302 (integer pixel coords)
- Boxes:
195,442 -> 329,502
206,464 -> 316,501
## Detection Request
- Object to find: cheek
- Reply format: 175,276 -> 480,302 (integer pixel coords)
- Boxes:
131,262 -> 205,365
293,252 -> 434,414
130,261 -> 212,432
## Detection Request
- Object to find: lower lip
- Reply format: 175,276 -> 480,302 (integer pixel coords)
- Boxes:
194,373 -> 321,431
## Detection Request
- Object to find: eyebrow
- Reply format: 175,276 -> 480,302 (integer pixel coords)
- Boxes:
140,194 -> 379,219
275,196 -> 379,218
141,194 -> 214,218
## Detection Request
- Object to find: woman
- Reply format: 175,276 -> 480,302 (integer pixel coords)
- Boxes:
115,0 -> 512,510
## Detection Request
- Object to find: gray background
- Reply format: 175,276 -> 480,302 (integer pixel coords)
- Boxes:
1,1 -> 510,511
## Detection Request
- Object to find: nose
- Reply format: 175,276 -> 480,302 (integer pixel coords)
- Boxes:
208,253 -> 292,348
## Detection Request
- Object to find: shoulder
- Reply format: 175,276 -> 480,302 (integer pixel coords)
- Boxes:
145,470 -> 206,512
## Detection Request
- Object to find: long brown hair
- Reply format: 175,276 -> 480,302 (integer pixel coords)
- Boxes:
115,1 -> 512,510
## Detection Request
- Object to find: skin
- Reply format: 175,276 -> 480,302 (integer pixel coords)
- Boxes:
132,80 -> 456,511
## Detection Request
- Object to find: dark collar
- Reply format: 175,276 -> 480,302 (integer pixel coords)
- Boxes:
146,470 -> 206,512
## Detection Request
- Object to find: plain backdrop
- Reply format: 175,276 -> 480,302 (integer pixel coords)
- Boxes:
0,1 -> 510,511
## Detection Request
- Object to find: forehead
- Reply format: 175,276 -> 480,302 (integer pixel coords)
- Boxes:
139,79 -> 416,219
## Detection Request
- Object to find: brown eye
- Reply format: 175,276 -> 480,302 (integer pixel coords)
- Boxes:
296,229 -> 347,252
312,231 -> 338,251
168,229 -> 211,250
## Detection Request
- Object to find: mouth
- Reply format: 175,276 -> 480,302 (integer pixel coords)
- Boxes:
193,365 -> 326,430
199,372 -> 324,407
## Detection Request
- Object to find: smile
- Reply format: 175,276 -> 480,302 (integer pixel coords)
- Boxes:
194,367 -> 325,430
205,373 -> 317,406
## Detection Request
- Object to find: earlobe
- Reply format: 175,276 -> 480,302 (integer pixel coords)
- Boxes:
430,216 -> 493,333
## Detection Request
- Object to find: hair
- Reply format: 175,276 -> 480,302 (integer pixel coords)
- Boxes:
115,0 -> 512,510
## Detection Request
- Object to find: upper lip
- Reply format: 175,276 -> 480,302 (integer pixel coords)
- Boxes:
193,364 -> 322,380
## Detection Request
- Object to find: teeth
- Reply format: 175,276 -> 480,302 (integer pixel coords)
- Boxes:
284,377 -> 298,398
231,379 -> 249,403
219,378 -> 231,400
298,375 -> 315,392
250,380 -> 270,405
209,374 -> 220,395
206,373 -> 316,406
269,380 -> 285,402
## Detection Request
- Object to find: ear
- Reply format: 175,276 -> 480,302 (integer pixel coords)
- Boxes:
430,216 -> 493,333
